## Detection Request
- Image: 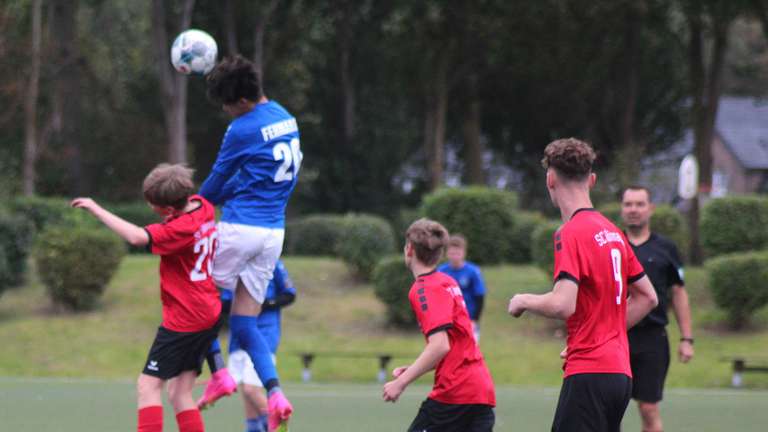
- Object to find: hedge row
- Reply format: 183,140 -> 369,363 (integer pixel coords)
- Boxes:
706,251 -> 768,329
701,196 -> 768,258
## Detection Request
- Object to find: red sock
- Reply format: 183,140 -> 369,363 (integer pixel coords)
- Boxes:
138,406 -> 163,432
176,409 -> 204,432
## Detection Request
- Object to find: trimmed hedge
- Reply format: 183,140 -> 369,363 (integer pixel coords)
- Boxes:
284,214 -> 346,256
34,226 -> 126,311
391,207 -> 424,248
531,221 -> 561,275
11,195 -> 99,232
706,251 -> 768,329
372,255 -> 417,327
0,211 -> 34,289
421,187 -> 517,265
508,211 -> 546,263
701,196 -> 768,258
337,214 -> 396,280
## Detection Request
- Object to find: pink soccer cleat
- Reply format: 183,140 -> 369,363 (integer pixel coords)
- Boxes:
267,390 -> 293,431
197,368 -> 237,410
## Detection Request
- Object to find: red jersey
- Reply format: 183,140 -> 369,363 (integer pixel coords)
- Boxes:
409,271 -> 495,406
553,208 -> 645,378
145,195 -> 221,332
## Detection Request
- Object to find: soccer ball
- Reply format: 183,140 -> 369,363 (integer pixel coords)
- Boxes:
170,29 -> 218,75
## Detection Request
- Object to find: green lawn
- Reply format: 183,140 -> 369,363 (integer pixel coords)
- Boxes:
1,256 -> 768,390
1,378 -> 766,431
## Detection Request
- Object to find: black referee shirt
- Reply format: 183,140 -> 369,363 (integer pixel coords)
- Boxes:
628,232 -> 685,328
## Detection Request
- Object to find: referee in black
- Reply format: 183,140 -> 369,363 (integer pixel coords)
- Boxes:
621,186 -> 694,432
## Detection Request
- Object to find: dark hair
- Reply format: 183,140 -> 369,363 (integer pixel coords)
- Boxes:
405,218 -> 449,266
541,138 -> 597,181
142,163 -> 195,210
622,185 -> 653,203
206,55 -> 262,105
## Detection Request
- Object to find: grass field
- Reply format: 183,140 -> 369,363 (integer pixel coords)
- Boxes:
1,378 -> 766,431
2,255 -> 768,389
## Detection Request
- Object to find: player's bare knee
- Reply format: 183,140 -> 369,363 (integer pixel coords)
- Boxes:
136,375 -> 162,401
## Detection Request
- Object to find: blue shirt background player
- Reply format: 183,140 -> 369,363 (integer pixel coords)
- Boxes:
437,235 -> 487,341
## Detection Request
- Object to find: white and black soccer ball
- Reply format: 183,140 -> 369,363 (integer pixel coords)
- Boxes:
170,29 -> 218,75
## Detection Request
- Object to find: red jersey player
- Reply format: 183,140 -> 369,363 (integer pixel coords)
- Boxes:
72,164 -> 222,432
507,138 -> 658,432
383,218 -> 496,432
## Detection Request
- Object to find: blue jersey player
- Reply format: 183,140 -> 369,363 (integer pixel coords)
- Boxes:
197,55 -> 300,430
437,235 -> 487,342
226,260 -> 296,432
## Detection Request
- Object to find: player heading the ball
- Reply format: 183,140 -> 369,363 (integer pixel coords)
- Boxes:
197,55 -> 301,431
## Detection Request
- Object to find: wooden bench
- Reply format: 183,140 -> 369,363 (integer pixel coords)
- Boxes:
729,357 -> 768,388
294,351 -> 416,383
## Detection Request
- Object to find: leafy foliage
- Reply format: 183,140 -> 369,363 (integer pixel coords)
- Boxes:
531,220 -> 561,275
34,226 -> 126,311
0,211 -> 34,289
337,214 -> 396,280
508,211 -> 546,263
701,196 -> 768,258
421,187 -> 517,265
372,255 -> 417,327
285,214 -> 347,256
706,251 -> 768,329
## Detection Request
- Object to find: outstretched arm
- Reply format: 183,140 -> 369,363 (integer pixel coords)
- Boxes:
71,198 -> 149,246
382,331 -> 450,402
508,278 -> 578,320
626,275 -> 658,329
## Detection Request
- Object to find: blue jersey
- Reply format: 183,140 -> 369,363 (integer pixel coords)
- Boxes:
225,260 -> 296,353
437,261 -> 486,320
199,101 -> 302,228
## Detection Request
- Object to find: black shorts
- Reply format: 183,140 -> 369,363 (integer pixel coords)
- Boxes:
408,398 -> 495,432
628,325 -> 670,403
142,319 -> 221,380
551,373 -> 631,432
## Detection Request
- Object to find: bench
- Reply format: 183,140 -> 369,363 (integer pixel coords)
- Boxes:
294,351 -> 416,383
728,357 -> 768,388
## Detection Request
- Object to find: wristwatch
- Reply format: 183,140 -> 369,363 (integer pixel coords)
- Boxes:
680,337 -> 694,345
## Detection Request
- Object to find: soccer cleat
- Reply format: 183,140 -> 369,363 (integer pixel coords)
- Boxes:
196,368 -> 237,410
267,391 -> 293,432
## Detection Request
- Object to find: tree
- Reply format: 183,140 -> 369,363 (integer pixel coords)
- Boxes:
684,0 -> 745,263
23,0 -> 42,196
151,0 -> 194,164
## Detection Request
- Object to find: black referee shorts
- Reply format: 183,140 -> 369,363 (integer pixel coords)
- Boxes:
551,373 -> 632,432
408,398 -> 495,432
628,325 -> 670,403
141,318 -> 222,380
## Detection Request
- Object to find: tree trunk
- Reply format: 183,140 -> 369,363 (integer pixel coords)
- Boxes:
253,0 -> 279,79
336,2 -> 355,146
223,0 -> 238,55
752,0 -> 768,39
686,6 -> 732,264
49,0 -> 84,194
462,74 -> 484,185
151,0 -> 194,164
425,51 -> 449,191
23,0 -> 42,196
615,0 -> 644,188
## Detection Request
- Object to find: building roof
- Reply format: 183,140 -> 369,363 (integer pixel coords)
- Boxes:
715,96 -> 768,170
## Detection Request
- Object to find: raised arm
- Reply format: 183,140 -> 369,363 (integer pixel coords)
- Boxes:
626,275 -> 658,329
71,198 -> 149,246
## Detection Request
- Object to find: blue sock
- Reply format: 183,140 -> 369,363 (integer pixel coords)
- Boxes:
246,417 -> 267,432
258,415 -> 268,431
230,315 -> 279,386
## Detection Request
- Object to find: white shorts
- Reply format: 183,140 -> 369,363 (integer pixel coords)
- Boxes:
227,349 -> 277,386
212,222 -> 284,304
